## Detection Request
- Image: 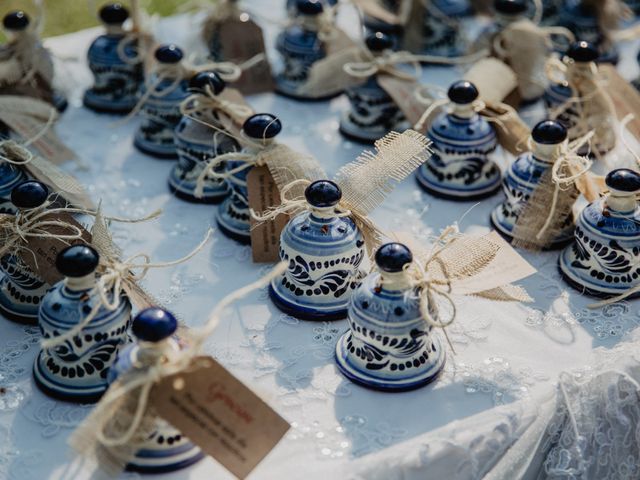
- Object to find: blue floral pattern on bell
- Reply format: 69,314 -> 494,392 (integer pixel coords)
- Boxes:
416,80 -> 500,200
339,32 -> 408,143
420,0 -> 472,57
108,308 -> 204,473
269,180 -> 366,320
33,244 -> 132,403
0,152 -> 27,215
559,169 -> 640,299
134,44 -> 191,159
0,182 -> 51,324
558,0 -> 619,64
335,243 -> 445,391
217,113 -> 282,244
275,0 -> 328,99
168,72 -> 239,203
491,120 -> 574,248
83,4 -> 143,114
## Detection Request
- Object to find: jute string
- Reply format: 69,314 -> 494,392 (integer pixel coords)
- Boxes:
179,84 -> 253,129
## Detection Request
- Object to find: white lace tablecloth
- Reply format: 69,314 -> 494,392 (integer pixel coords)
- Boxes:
2,4 -> 640,479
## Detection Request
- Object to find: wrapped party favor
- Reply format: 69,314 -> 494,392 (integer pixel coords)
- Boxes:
255,130 -> 432,320
0,10 -> 67,112
335,232 -> 534,391
358,0 -> 405,50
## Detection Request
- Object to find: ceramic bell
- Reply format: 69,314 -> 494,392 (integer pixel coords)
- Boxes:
168,71 -> 238,203
362,0 -> 403,51
108,308 -> 204,473
286,0 -> 338,17
0,181 -> 51,324
269,180 -> 366,320
416,80 -> 500,200
558,0 -> 618,64
134,44 -> 191,158
491,120 -> 574,248
0,155 -> 27,214
216,113 -> 282,243
339,32 -> 408,143
83,3 -> 143,114
559,169 -> 640,299
335,243 -> 445,391
275,0 -> 329,100
33,244 -> 132,402
420,0 -> 472,57
1,11 -> 67,112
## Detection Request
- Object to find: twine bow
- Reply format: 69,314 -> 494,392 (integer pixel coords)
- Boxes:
179,83 -> 253,126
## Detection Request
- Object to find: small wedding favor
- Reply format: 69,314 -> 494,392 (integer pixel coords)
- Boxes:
360,0 -> 404,50
544,41 -> 617,158
335,230 -> 534,391
490,120 -> 594,250
0,147 -> 27,213
106,308 -> 204,473
339,32 -> 409,143
416,80 -> 500,200
134,44 -> 191,158
0,10 -> 67,112
559,168 -> 640,300
168,71 -> 240,203
84,3 -> 144,114
259,130 -> 431,320
33,244 -> 132,403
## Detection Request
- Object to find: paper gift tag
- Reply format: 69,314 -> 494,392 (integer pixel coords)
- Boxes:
299,46 -> 368,99
247,166 -> 289,263
479,103 -> 530,155
20,212 -> 92,285
217,17 -> 275,95
377,75 -> 425,127
153,356 -> 290,480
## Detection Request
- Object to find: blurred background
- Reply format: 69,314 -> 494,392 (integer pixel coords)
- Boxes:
1,0 -> 185,37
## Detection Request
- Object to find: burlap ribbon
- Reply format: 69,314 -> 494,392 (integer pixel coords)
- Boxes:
68,262 -> 288,477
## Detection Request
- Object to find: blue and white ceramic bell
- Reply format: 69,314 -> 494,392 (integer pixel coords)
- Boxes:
420,0 -> 472,57
491,120 -> 574,248
83,4 -> 143,114
559,169 -> 640,298
2,11 -> 67,112
33,244 -> 132,402
0,154 -> 27,214
0,181 -> 51,324
416,80 -> 500,200
134,44 -> 191,159
275,0 -> 328,99
335,243 -> 445,391
168,72 -> 238,203
558,0 -> 618,64
108,308 -> 204,473
363,0 -> 403,51
339,32 -> 408,143
270,180 -> 366,320
286,0 -> 338,17
217,113 -> 282,244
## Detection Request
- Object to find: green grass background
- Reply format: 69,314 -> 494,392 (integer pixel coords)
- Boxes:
1,0 -> 186,38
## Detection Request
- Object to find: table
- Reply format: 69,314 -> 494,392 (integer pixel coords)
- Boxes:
2,4 -> 640,479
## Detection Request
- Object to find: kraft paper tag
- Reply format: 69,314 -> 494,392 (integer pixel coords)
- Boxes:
464,58 -> 520,108
599,65 -> 640,139
247,166 -> 288,263
479,103 -> 530,155
217,17 -> 274,95
300,46 -> 368,99
451,232 -> 536,295
377,75 -> 424,126
20,212 -> 92,284
325,29 -> 357,56
153,356 -> 290,479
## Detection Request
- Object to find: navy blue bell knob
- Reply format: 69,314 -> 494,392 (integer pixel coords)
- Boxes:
56,244 -> 100,278
494,0 -> 527,14
567,41 -> 598,63
3,11 -> 29,31
297,0 -> 324,15
531,120 -> 567,145
154,44 -> 183,64
305,180 -> 342,208
447,81 -> 479,104
243,113 -> 282,139
189,71 -> 225,95
11,181 -> 48,209
99,3 -> 129,25
366,32 -> 393,53
375,243 -> 413,273
605,169 -> 640,193
132,307 -> 178,342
